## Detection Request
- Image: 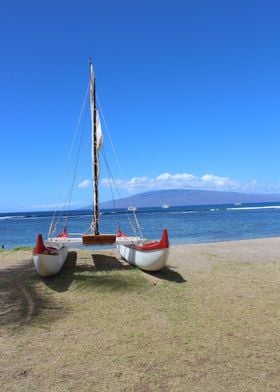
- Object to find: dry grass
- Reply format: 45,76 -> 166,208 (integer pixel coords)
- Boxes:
1,239 -> 280,391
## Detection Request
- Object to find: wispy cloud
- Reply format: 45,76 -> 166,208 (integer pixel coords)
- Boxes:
31,201 -> 82,210
101,172 -> 280,194
78,179 -> 91,188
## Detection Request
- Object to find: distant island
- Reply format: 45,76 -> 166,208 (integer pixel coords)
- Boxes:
100,189 -> 280,209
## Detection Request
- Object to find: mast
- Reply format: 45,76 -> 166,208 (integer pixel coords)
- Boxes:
82,60 -> 116,245
90,59 -> 99,235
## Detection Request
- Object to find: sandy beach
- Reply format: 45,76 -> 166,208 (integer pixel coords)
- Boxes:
1,237 -> 280,391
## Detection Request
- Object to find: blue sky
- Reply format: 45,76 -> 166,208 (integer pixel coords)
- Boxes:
1,0 -> 280,212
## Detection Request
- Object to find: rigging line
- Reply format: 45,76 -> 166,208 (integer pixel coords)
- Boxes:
101,148 -> 140,237
101,150 -> 137,237
50,93 -> 90,235
64,83 -> 90,181
62,103 -> 90,224
96,95 -> 143,238
96,95 -> 140,212
49,83 -> 90,235
101,147 -> 127,206
101,149 -> 118,209
96,95 -> 125,180
51,108 -> 92,236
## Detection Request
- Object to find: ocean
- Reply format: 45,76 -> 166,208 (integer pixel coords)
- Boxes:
1,202 -> 280,250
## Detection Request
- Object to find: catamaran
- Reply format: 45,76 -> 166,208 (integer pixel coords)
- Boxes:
33,60 -> 169,276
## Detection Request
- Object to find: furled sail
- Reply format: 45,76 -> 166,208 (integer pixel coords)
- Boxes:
96,110 -> 103,150
89,61 -> 102,234
82,60 -> 116,244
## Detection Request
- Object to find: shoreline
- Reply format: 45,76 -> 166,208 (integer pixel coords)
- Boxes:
4,233 -> 280,250
1,235 -> 280,269
2,233 -> 280,252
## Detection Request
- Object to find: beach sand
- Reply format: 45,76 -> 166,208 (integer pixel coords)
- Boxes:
1,237 -> 280,391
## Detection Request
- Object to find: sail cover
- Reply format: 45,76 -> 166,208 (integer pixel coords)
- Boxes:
90,63 -> 103,152
89,61 -> 103,233
96,110 -> 103,150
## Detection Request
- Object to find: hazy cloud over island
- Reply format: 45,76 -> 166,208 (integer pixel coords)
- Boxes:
99,172 -> 279,194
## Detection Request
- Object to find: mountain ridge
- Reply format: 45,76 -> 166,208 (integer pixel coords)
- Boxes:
100,188 -> 280,208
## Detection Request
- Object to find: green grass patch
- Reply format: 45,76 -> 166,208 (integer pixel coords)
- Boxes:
12,246 -> 33,251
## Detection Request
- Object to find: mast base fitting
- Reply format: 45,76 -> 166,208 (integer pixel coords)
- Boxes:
82,234 -> 116,245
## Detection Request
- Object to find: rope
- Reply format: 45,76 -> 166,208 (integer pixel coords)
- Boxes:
97,96 -> 145,236
48,83 -> 144,240
49,83 -> 90,237
101,148 -> 139,236
97,95 -> 140,211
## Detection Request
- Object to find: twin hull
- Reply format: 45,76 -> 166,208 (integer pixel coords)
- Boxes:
33,246 -> 68,277
116,244 -> 169,271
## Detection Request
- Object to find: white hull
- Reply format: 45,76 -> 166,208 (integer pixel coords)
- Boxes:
117,244 -> 168,271
33,246 -> 68,277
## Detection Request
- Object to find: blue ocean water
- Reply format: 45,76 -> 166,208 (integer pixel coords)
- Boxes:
1,202 -> 280,249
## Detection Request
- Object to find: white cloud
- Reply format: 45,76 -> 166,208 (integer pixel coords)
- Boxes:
78,179 -> 91,188
101,172 -> 280,194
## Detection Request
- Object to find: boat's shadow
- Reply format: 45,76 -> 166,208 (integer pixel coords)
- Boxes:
42,252 -> 185,293
90,254 -> 186,283
91,253 -> 132,271
145,266 -> 186,283
42,251 -> 78,292
59,253 -> 132,273
43,252 -> 132,292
